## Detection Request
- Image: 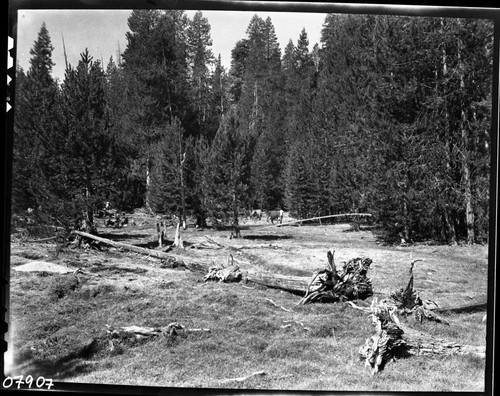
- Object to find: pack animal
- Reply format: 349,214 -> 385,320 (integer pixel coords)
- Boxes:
250,209 -> 262,221
267,210 -> 283,225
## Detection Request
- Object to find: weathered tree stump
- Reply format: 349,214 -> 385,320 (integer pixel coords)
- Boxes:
156,217 -> 169,248
388,259 -> 449,325
204,255 -> 242,283
172,221 -> 184,248
359,298 -> 485,374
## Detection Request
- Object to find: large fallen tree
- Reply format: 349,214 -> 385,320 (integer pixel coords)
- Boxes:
72,231 -> 373,300
72,231 -> 487,314
72,230 -> 309,294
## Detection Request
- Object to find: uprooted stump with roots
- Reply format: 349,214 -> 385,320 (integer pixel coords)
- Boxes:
298,249 -> 373,305
388,259 -> 449,325
358,297 -> 486,375
357,259 -> 484,375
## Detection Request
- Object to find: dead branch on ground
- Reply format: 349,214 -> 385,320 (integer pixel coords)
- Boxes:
265,298 -> 292,312
219,371 -> 266,384
106,322 -> 211,350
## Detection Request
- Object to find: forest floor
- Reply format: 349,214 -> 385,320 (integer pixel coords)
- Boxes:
6,209 -> 490,391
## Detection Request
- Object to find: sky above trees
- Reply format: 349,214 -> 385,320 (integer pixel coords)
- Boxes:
15,9 -> 327,82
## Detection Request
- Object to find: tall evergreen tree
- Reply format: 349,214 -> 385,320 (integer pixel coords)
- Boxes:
148,117 -> 188,225
104,57 -> 146,210
12,23 -> 59,217
121,9 -> 193,211
58,49 -> 114,233
204,107 -> 248,228
187,11 -> 215,136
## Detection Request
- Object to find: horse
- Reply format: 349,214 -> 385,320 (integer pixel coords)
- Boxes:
250,209 -> 262,221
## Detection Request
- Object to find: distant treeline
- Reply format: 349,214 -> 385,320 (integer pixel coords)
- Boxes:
13,11 -> 492,244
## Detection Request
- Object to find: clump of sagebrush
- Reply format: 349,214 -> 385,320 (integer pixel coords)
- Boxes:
78,283 -> 117,299
48,274 -> 81,299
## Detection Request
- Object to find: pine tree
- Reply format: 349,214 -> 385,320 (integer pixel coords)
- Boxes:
104,57 -> 146,211
122,9 -> 194,211
187,11 -> 215,136
12,23 -> 59,218
58,49 -> 114,233
204,107 -> 248,228
148,117 -> 188,223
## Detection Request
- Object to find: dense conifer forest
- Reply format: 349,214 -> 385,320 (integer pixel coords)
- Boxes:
12,11 -> 493,244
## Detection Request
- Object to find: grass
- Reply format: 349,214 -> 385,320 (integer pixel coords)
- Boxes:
6,214 -> 489,391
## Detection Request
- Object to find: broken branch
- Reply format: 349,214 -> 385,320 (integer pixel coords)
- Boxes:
265,298 -> 292,312
219,371 -> 266,384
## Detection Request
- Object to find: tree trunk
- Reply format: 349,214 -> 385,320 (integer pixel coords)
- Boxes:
442,205 -> 457,245
145,157 -> 153,215
439,18 -> 458,245
172,220 -> 184,248
83,184 -> 96,234
156,218 -> 168,248
457,31 -> 475,244
179,151 -> 187,230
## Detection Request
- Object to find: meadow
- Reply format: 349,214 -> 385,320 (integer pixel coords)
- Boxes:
7,211 -> 489,391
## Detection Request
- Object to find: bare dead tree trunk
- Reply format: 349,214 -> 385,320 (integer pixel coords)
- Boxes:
145,156 -> 154,215
172,220 -> 184,249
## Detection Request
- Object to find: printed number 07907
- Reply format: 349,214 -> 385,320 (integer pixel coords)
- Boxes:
2,375 -> 54,389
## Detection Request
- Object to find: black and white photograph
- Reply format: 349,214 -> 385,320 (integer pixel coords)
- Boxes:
4,0 -> 497,393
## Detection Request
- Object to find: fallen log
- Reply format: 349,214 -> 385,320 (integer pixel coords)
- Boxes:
106,322 -> 211,351
400,326 -> 486,358
431,297 -> 488,314
106,323 -> 210,338
71,230 -> 310,294
28,236 -> 58,243
261,213 -> 372,228
243,270 -> 309,295
73,231 -> 182,261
